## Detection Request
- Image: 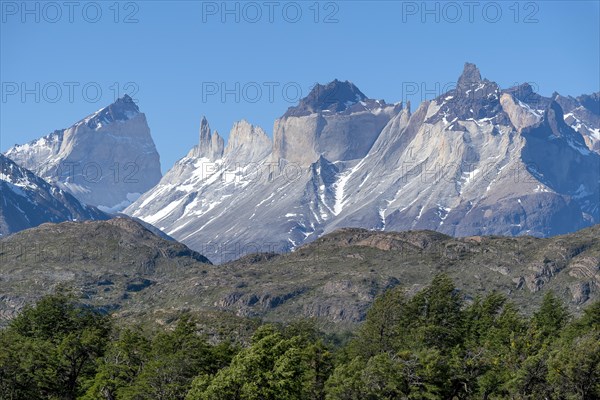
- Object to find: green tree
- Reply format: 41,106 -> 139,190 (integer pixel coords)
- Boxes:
348,286 -> 407,358
82,327 -> 151,400
0,294 -> 111,400
474,301 -> 528,398
304,339 -> 334,400
531,291 -> 570,344
121,315 -> 230,400
187,325 -> 320,400
329,275 -> 471,399
547,331 -> 600,399
399,274 -> 465,352
545,301 -> 600,399
503,292 -> 570,398
325,353 -> 410,400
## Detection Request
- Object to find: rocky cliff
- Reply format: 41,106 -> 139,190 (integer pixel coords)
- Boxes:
5,95 -> 162,211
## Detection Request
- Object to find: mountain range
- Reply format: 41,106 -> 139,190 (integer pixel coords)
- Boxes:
124,63 -> 600,262
2,63 -> 599,264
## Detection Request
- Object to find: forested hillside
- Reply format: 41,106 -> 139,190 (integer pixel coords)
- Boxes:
1,275 -> 598,399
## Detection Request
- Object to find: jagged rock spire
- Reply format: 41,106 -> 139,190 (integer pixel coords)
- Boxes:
457,62 -> 482,90
199,116 -> 211,146
192,116 -> 224,160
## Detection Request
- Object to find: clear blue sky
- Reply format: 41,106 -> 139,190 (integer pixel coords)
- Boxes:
1,0 -> 599,172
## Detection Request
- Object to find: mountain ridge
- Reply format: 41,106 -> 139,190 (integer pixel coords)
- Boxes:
0,154 -> 109,236
1,218 -> 598,329
125,63 -> 600,263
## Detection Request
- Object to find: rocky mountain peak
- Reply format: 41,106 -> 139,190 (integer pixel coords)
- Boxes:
547,99 -> 566,121
553,92 -> 600,153
199,116 -> 211,142
192,116 -> 225,161
283,79 -> 367,117
520,99 -> 598,207
521,100 -> 590,153
506,82 -> 534,99
5,96 -> 162,211
115,94 -> 138,110
273,79 -> 399,166
577,92 -> 600,115
427,63 -> 507,126
84,94 -> 140,130
457,62 -> 482,90
229,119 -> 266,138
224,120 -> 272,163
1,153 -> 30,185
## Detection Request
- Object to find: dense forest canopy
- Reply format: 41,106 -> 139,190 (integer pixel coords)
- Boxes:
1,274 -> 598,399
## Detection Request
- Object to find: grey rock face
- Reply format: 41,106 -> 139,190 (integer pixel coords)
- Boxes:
555,92 -> 600,153
126,64 -> 600,262
504,82 -> 552,110
5,95 -> 162,211
504,84 -> 599,154
0,154 -> 108,236
190,116 -> 225,160
224,120 -> 271,164
273,99 -> 401,166
500,93 -> 542,130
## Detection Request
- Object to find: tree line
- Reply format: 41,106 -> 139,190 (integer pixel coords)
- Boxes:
1,274 -> 598,399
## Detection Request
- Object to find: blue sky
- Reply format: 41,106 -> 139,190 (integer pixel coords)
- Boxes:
1,0 -> 599,172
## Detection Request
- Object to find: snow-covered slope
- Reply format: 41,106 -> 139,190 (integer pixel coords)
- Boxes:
125,63 -> 600,262
0,154 -> 108,236
126,82 -> 401,262
5,95 -> 162,211
555,92 -> 600,153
